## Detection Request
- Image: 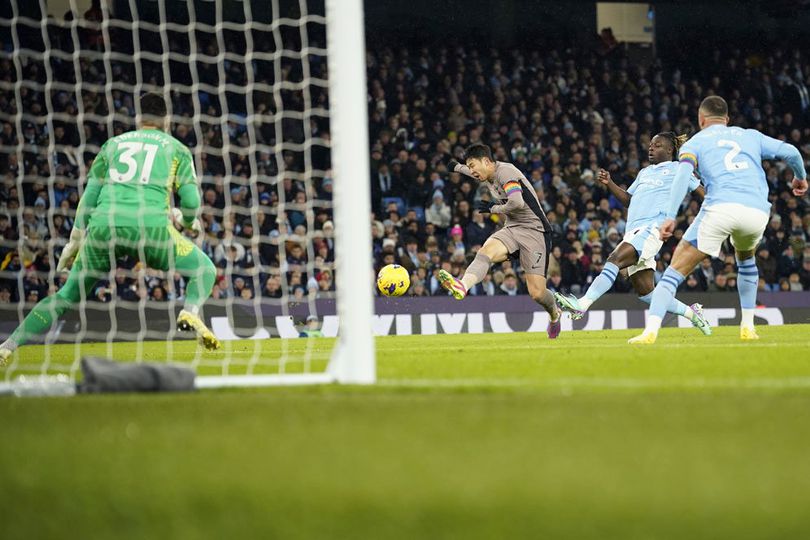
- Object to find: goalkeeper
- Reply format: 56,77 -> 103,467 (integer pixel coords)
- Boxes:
0,93 -> 219,365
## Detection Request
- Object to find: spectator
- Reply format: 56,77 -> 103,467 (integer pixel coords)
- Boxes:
425,190 -> 452,232
498,270 -> 522,296
3,22 -> 810,307
756,247 -> 779,290
298,315 -> 324,338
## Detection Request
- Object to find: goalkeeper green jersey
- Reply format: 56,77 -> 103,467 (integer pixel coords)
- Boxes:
75,128 -> 199,229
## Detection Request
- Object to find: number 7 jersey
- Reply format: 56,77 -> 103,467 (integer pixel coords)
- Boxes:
678,124 -> 784,214
85,128 -> 197,228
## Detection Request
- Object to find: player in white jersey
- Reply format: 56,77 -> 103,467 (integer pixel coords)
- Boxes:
630,96 -> 808,344
555,132 -> 711,334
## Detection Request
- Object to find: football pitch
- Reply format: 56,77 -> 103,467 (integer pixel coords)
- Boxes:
2,325 -> 810,539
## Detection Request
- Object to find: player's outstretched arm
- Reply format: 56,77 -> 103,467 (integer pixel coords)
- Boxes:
448,159 -> 476,179
760,133 -> 808,196
598,168 -> 631,207
776,145 -> 807,196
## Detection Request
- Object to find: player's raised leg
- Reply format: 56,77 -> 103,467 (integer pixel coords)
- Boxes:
0,229 -> 109,365
630,269 -> 711,335
555,242 -> 637,318
438,234 -> 509,300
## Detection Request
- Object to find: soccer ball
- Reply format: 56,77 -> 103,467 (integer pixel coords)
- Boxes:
377,264 -> 410,297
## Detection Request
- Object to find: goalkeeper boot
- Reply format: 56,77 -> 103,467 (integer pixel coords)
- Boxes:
554,292 -> 585,320
177,309 -> 221,351
689,303 -> 712,336
437,269 -> 467,300
740,326 -> 760,341
0,347 -> 11,367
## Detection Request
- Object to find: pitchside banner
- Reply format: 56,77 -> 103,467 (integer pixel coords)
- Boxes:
1,292 -> 809,343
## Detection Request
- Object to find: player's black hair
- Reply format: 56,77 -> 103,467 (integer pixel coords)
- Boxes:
656,131 -> 689,160
464,143 -> 493,162
699,95 -> 728,117
140,92 -> 167,119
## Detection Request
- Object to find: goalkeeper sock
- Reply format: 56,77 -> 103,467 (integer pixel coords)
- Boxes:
461,253 -> 492,291
10,295 -> 72,347
0,337 -> 18,353
580,261 -> 619,311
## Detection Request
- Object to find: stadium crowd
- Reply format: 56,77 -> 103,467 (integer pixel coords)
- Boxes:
1,12 -> 810,306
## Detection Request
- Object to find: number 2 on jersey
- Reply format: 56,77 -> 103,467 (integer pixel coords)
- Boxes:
110,142 -> 159,183
717,139 -> 749,171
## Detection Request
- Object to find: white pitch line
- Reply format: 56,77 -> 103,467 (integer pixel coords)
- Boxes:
378,376 -> 810,389
376,341 -> 808,353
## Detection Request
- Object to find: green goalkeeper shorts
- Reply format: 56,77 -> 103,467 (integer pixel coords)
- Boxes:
79,225 -> 200,273
54,225 -> 213,304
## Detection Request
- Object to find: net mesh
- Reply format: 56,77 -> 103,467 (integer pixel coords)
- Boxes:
0,0 -> 339,380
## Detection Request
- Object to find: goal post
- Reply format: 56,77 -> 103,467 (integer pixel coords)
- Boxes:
194,0 -> 375,388
323,0 -> 375,384
0,0 -> 375,390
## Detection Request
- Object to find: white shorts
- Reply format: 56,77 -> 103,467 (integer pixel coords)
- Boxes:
683,203 -> 769,258
622,224 -> 663,276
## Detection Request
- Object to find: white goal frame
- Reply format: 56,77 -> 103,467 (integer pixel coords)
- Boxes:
196,0 -> 375,388
0,0 -> 375,393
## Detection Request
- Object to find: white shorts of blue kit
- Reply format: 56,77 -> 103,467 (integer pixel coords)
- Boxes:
683,203 -> 769,258
622,224 -> 663,276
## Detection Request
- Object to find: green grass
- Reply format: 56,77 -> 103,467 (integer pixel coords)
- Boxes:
3,325 -> 810,539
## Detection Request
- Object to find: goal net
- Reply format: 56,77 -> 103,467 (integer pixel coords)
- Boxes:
0,0 -> 374,389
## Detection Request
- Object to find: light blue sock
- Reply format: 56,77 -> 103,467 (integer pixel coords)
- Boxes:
583,261 -> 619,306
735,256 -> 758,309
638,292 -> 689,318
649,267 -> 686,320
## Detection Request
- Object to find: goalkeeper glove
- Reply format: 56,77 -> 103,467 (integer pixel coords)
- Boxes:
447,160 -> 460,173
475,200 -> 497,214
56,227 -> 85,272
171,207 -> 202,235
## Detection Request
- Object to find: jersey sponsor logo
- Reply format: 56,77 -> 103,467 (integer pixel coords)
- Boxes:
638,175 -> 664,187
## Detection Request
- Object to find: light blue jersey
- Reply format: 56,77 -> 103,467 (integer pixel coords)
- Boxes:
673,125 -> 806,216
626,161 -> 700,231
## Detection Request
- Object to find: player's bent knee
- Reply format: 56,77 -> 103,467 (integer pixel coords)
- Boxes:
480,237 -> 509,261
670,241 -> 706,274
735,249 -> 755,260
